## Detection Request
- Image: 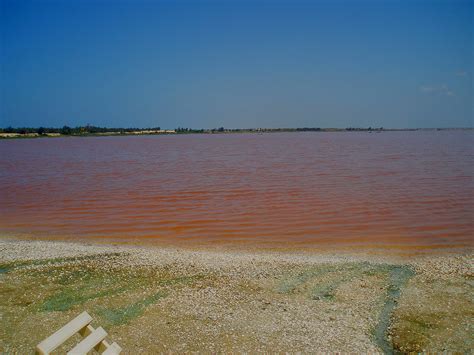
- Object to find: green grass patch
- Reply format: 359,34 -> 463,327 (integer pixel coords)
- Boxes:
0,253 -> 125,273
276,265 -> 334,294
309,263 -> 382,301
98,291 -> 167,326
156,275 -> 204,286
36,260 -> 205,312
95,275 -> 203,326
40,284 -> 128,312
277,262 -> 391,301
372,265 -> 415,355
0,264 -> 12,274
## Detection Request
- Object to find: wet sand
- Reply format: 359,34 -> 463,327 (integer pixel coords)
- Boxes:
0,238 -> 472,353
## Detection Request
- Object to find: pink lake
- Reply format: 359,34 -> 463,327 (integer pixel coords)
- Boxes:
0,131 -> 472,251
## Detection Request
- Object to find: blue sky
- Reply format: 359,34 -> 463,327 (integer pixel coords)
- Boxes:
1,0 -> 472,129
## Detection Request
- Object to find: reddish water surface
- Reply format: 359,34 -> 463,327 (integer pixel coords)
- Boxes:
0,131 -> 473,250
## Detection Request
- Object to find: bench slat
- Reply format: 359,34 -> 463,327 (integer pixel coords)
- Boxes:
103,342 -> 123,355
36,311 -> 93,355
67,327 -> 107,355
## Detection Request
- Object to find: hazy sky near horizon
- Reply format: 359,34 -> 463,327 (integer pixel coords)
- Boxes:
1,0 -> 472,129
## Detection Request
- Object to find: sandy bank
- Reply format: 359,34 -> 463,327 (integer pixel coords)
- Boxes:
0,238 -> 472,353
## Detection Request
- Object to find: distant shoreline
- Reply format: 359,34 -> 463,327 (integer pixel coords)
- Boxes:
1,126 -> 473,139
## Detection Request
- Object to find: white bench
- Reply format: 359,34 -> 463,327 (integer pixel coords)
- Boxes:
36,311 -> 122,355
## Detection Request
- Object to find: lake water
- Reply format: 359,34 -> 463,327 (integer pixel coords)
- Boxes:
0,131 -> 472,251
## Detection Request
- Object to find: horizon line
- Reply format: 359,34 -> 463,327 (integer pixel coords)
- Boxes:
1,126 -> 473,131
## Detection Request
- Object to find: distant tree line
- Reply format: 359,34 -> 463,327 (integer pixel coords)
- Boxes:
345,127 -> 384,131
295,127 -> 321,131
176,127 -> 322,133
175,127 -> 226,133
175,127 -> 205,133
0,125 -> 161,135
1,125 -> 390,136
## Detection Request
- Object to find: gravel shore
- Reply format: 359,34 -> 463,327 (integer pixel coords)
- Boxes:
1,238 -> 472,353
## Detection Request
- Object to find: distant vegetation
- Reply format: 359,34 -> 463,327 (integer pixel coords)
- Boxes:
0,125 -> 162,135
1,125 -> 468,138
0,125 -> 383,136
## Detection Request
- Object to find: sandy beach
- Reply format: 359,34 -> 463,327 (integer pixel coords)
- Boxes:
0,238 -> 472,353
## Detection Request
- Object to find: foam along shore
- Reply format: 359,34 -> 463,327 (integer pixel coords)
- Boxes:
0,239 -> 472,353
